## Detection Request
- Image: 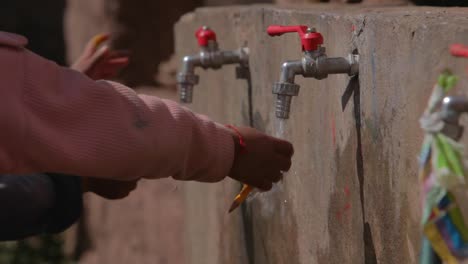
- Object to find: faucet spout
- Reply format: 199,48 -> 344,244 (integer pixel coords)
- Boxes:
181,54 -> 202,73
441,96 -> 468,140
272,60 -> 303,119
442,96 -> 468,116
280,60 -> 304,84
177,55 -> 201,103
272,53 -> 359,119
176,26 -> 250,104
441,96 -> 468,124
267,24 -> 360,119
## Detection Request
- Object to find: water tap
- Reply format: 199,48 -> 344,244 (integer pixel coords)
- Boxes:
438,45 -> 468,139
177,26 -> 249,103
440,96 -> 468,140
267,25 -> 359,119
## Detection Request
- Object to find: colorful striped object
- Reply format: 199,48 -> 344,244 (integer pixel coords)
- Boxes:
419,71 -> 468,263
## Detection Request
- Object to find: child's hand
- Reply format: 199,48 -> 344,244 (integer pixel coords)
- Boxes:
71,33 -> 130,80
82,177 -> 138,200
228,127 -> 294,191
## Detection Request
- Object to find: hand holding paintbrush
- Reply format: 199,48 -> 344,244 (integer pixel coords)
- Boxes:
225,126 -> 294,213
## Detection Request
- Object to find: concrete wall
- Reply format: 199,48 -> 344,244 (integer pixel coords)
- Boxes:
175,5 -> 468,264
175,10 -> 252,264
64,0 -> 269,87
205,0 -> 271,5
275,0 -> 411,5
65,0 -> 203,86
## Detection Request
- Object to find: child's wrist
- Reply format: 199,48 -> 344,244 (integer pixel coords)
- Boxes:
225,125 -> 246,157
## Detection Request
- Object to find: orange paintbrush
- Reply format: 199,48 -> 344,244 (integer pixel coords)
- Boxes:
228,184 -> 253,213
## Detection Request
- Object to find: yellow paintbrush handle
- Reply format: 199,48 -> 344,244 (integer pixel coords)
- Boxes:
228,184 -> 253,213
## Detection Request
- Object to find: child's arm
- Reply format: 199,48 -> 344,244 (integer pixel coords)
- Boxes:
0,32 -> 293,188
0,34 -> 137,241
0,32 -> 234,182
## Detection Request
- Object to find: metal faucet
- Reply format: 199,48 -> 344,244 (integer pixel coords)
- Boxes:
267,25 -> 359,119
440,96 -> 468,140
177,26 -> 249,103
441,44 -> 468,139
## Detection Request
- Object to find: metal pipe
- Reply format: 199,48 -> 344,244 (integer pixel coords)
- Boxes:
442,96 -> 468,115
177,55 -> 201,103
220,49 -> 248,65
318,57 -> 352,75
279,60 -> 304,84
272,60 -> 303,119
177,26 -> 250,104
181,55 -> 201,74
441,96 -> 468,125
177,48 -> 249,103
440,96 -> 468,140
267,24 -> 361,119
275,95 -> 293,119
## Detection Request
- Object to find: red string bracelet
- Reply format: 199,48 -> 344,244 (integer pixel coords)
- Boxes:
226,125 -> 247,154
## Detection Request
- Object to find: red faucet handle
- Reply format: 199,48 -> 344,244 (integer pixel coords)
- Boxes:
267,25 -> 308,36
195,26 -> 217,47
451,44 -> 468,58
267,25 -> 324,52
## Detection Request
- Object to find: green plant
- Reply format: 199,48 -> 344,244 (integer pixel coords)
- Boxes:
0,235 -> 74,264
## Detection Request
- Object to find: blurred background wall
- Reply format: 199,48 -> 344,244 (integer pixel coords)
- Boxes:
0,0 -> 464,87
64,0 -> 273,88
0,0 -> 467,264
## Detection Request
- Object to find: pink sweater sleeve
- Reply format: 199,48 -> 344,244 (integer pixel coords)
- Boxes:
0,32 -> 234,182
